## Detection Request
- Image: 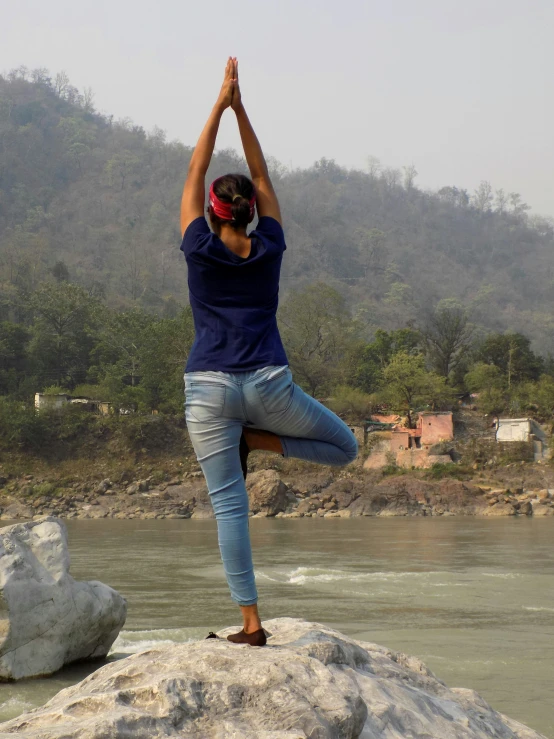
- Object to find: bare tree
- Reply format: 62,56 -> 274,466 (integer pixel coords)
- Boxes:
366,155 -> 381,178
82,87 -> 95,114
54,71 -> 70,98
382,167 -> 401,190
472,181 -> 493,212
509,192 -> 530,217
494,188 -> 509,214
403,164 -> 418,190
31,68 -> 51,86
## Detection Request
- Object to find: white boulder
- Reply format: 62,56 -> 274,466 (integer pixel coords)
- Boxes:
0,517 -> 126,680
0,618 -> 545,738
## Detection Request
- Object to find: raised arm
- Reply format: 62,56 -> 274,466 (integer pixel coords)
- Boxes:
180,58 -> 234,236
231,60 -> 282,224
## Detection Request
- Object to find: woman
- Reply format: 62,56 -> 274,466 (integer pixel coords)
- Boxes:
181,58 -> 357,646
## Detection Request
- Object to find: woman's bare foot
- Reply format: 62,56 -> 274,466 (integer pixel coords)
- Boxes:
242,428 -> 283,455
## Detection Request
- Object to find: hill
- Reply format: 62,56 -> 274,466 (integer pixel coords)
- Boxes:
1,68 -> 554,348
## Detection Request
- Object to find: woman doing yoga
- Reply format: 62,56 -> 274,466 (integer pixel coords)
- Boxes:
180,58 -> 358,646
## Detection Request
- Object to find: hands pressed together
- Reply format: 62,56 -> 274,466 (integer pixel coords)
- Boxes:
216,57 -> 242,114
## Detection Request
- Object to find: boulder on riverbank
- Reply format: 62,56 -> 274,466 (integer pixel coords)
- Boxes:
0,517 -> 126,681
0,618 -> 545,738
247,468 -> 289,516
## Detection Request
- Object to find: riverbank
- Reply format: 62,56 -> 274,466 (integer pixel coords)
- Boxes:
1,459 -> 553,520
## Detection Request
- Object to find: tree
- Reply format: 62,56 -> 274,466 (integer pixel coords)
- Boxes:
422,300 -> 473,379
51,261 -> 70,283
355,228 -> 387,279
464,362 -> 504,393
476,333 -> 543,387
464,362 -> 507,415
403,164 -> 418,190
0,322 -> 30,395
92,309 -> 155,389
139,307 -> 195,411
279,284 -> 358,397
473,181 -> 493,212
28,282 -> 100,386
494,188 -> 509,214
352,328 -> 422,393
382,352 -> 454,427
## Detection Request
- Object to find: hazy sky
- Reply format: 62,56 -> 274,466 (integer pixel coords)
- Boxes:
3,0 -> 554,215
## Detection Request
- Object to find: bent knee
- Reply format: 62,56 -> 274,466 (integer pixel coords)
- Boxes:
344,436 -> 358,464
336,432 -> 358,466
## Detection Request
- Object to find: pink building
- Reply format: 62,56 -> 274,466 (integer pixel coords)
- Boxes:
389,412 -> 454,468
419,412 -> 454,445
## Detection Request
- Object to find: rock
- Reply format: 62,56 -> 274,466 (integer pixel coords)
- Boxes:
0,517 -> 126,681
297,498 -> 319,515
0,502 -> 33,520
482,503 -> 517,516
246,469 -> 288,516
190,505 -> 214,519
532,505 -> 554,517
518,501 -> 533,515
125,483 -> 138,495
0,618 -> 545,739
95,479 -> 111,495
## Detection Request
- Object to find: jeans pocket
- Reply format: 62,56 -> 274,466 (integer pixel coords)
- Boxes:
255,367 -> 294,414
185,382 -> 226,422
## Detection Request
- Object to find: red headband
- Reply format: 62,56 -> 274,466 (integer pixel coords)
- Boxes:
209,180 -> 256,222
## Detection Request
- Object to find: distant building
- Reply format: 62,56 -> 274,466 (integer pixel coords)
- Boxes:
390,427 -> 421,452
366,411 -> 455,469
419,412 -> 455,446
35,393 -> 113,416
70,398 -> 113,416
34,393 -> 71,411
495,418 -> 550,461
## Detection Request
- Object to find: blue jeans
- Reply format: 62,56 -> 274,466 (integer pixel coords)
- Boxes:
184,365 -> 358,606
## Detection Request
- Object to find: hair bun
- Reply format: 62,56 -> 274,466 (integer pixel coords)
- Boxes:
232,194 -> 243,203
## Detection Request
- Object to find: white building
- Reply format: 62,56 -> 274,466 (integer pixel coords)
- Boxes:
34,393 -> 71,411
495,418 -> 549,461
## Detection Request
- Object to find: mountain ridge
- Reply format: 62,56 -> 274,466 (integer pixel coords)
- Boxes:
1,69 -> 553,348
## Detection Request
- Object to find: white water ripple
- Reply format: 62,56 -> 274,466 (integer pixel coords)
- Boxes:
110,628 -> 196,655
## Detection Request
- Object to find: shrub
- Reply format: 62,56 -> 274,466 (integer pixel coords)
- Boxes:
328,386 -> 378,423
424,463 -> 470,481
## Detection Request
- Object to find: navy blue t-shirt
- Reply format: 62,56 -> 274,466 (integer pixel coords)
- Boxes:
181,216 -> 289,372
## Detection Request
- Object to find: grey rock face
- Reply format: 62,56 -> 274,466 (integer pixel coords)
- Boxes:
0,517 -> 126,681
0,618 -> 546,738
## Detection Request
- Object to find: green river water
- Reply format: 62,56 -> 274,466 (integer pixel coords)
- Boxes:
1,517 -> 553,736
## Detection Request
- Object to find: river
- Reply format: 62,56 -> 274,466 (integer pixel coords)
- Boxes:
1,517 -> 553,737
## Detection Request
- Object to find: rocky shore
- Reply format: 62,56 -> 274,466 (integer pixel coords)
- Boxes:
1,467 -> 553,521
0,617 -> 546,738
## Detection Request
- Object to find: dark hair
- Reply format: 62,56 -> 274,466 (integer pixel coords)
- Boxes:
210,173 -> 255,231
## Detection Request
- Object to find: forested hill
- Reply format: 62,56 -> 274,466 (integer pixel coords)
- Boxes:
2,69 -> 554,348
